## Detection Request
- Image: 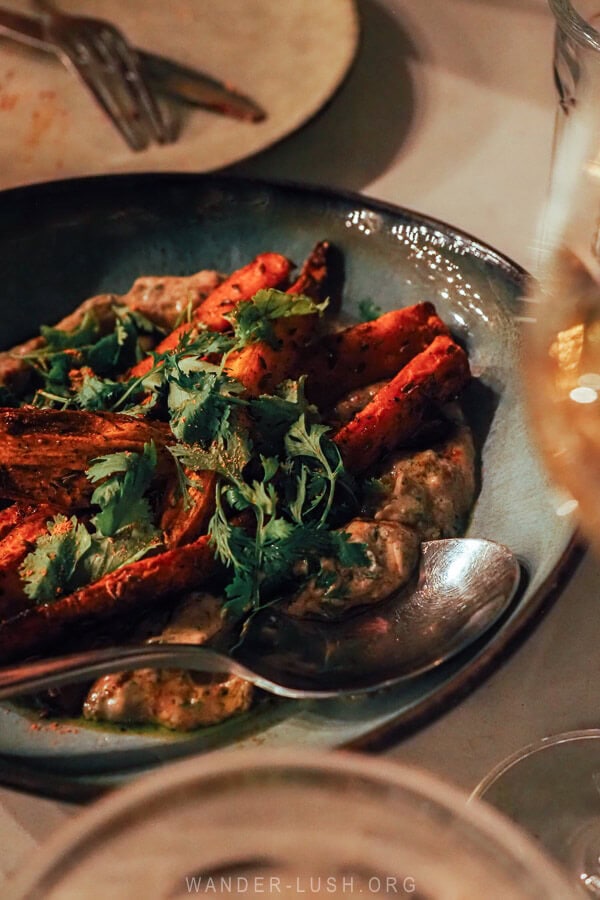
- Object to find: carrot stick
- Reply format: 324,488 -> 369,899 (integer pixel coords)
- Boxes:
287,240 -> 333,299
0,504 -> 38,542
0,535 -> 215,663
129,252 -> 292,379
196,252 -> 292,332
299,303 -> 449,407
333,335 -> 471,473
160,470 -> 217,549
0,408 -> 172,508
223,243 -> 339,395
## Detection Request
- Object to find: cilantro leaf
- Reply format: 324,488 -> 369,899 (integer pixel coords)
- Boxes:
358,298 -> 383,322
285,416 -> 341,525
167,366 -> 246,446
87,442 -> 158,537
75,371 -> 137,412
20,445 -> 162,603
20,515 -> 92,603
249,377 -> 316,454
40,311 -> 101,351
171,430 -> 252,482
22,306 -> 164,401
20,515 -> 161,604
84,524 -> 162,583
227,288 -> 328,349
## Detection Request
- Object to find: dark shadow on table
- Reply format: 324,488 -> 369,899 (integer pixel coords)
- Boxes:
227,0 -> 420,192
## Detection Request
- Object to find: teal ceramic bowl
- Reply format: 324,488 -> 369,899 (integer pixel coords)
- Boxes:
0,174 -> 580,799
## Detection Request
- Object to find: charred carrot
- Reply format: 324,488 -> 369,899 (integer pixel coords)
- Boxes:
160,470 -> 218,549
299,303 -> 450,407
129,253 -> 292,379
0,506 -> 57,621
0,408 -> 173,508
195,252 -> 292,332
224,244 -> 337,395
0,504 -> 37,543
0,535 -> 215,664
333,335 -> 471,473
287,240 -> 334,299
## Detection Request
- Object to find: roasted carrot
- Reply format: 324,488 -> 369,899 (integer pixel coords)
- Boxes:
225,308 -> 320,397
333,335 -> 471,473
128,252 -> 292,379
0,535 -> 215,664
160,469 -> 218,549
287,240 -> 334,299
223,244 -> 337,395
0,504 -> 37,542
299,303 -> 449,407
195,252 -> 292,331
0,408 -> 173,508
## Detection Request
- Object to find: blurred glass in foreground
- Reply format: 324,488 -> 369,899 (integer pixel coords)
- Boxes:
5,749 -> 575,899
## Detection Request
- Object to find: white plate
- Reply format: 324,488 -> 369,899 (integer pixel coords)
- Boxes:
0,0 -> 358,189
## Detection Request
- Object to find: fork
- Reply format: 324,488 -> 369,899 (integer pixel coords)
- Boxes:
33,0 -> 173,151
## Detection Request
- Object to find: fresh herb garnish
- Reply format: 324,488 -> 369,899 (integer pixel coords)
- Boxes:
22,306 -> 163,402
19,514 -> 93,603
167,363 -> 246,446
358,298 -> 383,322
87,442 -> 158,537
20,443 -> 162,603
284,415 -> 358,527
226,288 -> 328,349
189,408 -> 367,619
18,283 -> 369,618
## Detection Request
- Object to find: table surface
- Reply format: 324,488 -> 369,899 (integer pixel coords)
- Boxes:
3,0 -> 599,885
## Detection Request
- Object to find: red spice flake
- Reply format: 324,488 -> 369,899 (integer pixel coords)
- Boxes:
52,518 -> 73,536
45,721 -> 79,734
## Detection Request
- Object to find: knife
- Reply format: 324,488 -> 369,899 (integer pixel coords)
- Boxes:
0,6 -> 265,122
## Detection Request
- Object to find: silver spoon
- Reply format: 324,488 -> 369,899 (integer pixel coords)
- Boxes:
0,538 -> 520,701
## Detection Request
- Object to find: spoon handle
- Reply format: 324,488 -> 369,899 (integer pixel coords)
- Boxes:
0,644 -> 324,701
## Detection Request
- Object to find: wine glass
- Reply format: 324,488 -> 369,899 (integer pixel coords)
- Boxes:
474,1 -> 600,894
5,748 -> 575,899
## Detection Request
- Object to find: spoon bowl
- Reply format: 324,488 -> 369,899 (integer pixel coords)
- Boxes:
0,538 -> 521,701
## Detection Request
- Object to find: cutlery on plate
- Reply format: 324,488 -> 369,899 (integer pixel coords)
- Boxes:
0,539 -> 521,700
0,5 -> 266,122
33,0 -> 172,151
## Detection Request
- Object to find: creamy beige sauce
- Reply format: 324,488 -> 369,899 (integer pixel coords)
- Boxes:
368,425 -> 476,541
287,420 -> 476,620
287,519 -> 420,619
83,592 -> 253,731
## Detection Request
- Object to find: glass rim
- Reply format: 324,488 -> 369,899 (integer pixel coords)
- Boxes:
3,747 -> 575,900
470,728 -> 600,800
549,0 -> 600,53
